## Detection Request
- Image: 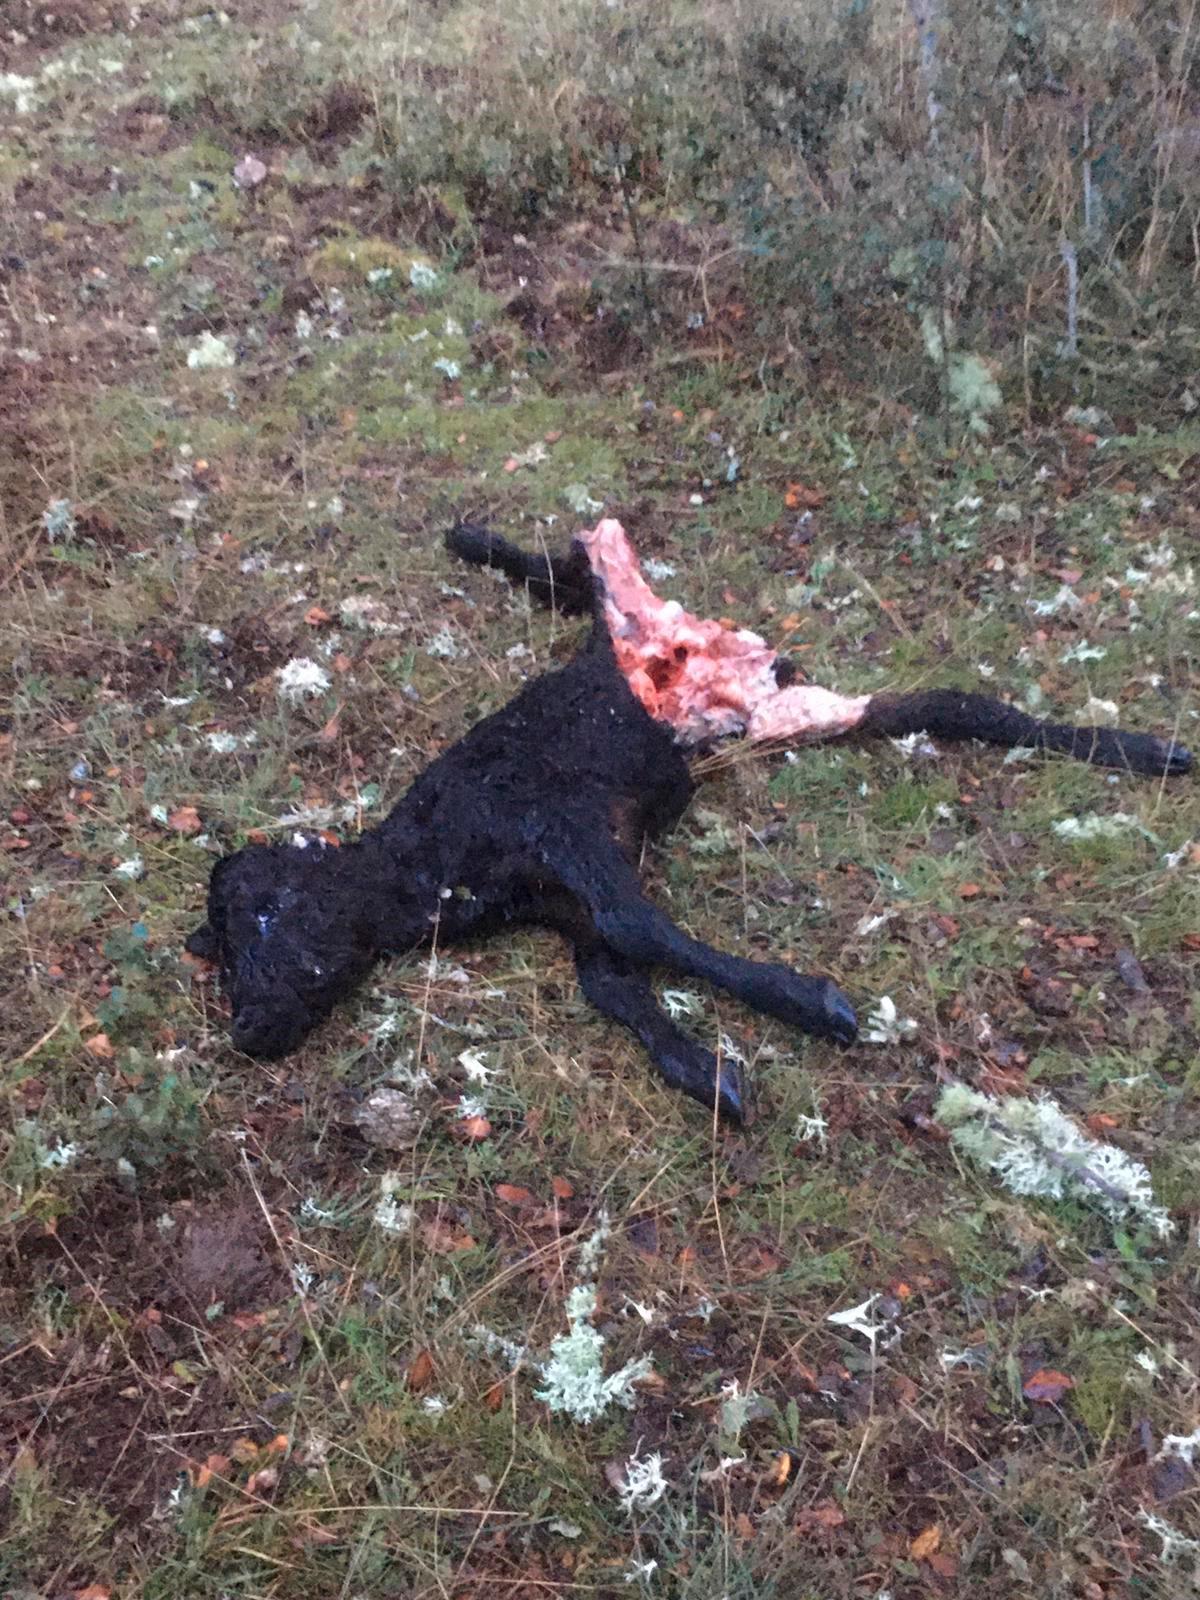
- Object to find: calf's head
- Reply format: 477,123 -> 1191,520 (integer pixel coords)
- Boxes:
187,840 -> 380,1058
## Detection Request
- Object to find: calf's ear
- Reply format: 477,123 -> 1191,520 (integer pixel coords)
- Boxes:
185,921 -> 218,960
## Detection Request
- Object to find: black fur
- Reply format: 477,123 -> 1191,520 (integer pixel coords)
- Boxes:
188,526 -> 1190,1123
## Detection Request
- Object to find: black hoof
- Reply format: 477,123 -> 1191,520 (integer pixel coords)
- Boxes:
1160,739 -> 1193,776
715,1056 -> 747,1126
818,981 -> 858,1045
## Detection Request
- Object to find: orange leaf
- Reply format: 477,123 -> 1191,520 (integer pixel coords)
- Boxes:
927,1551 -> 960,1578
483,1379 -> 505,1411
785,481 -> 826,511
551,1176 -> 574,1200
168,805 -> 202,835
458,1114 -> 492,1143
796,1500 -> 845,1533
74,1587 -> 111,1600
495,1183 -> 533,1206
305,605 -> 332,626
408,1348 -> 436,1391
957,882 -> 982,899
1023,1368 -> 1075,1403
909,1523 -> 942,1561
230,1437 -> 260,1463
84,1033 -> 115,1061
196,1452 -> 231,1488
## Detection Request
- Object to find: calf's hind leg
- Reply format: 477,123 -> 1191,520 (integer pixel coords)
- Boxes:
863,689 -> 1191,775
574,944 -> 746,1123
543,834 -> 857,1045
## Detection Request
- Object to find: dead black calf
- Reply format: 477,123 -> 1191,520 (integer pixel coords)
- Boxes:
188,523 -> 1190,1123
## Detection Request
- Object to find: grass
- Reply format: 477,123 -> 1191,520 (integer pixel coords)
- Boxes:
2,4 -> 1200,1597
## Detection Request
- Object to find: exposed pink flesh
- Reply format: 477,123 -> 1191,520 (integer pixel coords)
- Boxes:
576,519 -> 870,745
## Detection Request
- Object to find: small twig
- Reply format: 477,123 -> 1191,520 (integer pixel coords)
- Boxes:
11,1006 -> 71,1065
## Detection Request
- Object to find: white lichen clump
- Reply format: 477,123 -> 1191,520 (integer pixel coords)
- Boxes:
187,331 -> 236,370
534,1284 -> 653,1424
276,657 -> 331,702
617,1446 -> 670,1514
864,995 -> 918,1045
937,1084 -> 1173,1239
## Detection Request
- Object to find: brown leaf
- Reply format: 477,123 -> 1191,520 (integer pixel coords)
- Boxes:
795,1499 -> 845,1534
551,1176 -> 574,1200
909,1523 -> 942,1561
168,805 -> 202,835
292,1521 -> 340,1547
1023,1368 -> 1075,1403
495,1183 -> 534,1206
483,1379 -> 505,1412
457,1114 -> 492,1143
957,882 -> 982,899
408,1348 -> 436,1391
195,1452 -> 231,1488
84,1033 -> 116,1061
305,605 -> 332,626
785,481 -> 826,510
421,1217 -> 477,1254
74,1586 -> 112,1600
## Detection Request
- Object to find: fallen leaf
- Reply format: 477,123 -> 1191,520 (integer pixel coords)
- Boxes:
483,1379 -> 505,1411
1023,1368 -> 1075,1403
785,481 -> 826,510
910,1523 -> 942,1561
957,882 -> 982,899
457,1114 -> 492,1142
421,1216 -> 477,1254
305,605 -> 332,626
551,1176 -> 574,1200
495,1183 -> 534,1206
168,805 -> 202,835
292,1521 -> 339,1547
195,1452 -> 231,1488
1086,1113 -> 1119,1135
84,1033 -> 115,1061
74,1586 -> 111,1600
795,1499 -> 845,1534
245,1465 -> 278,1496
408,1348 -> 436,1390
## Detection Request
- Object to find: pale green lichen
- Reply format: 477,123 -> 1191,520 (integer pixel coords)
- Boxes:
534,1284 -> 653,1424
937,1084 -> 1173,1239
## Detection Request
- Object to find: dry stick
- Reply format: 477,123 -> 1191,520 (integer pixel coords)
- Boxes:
9,1005 -> 71,1065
